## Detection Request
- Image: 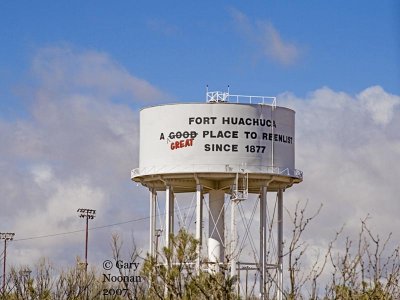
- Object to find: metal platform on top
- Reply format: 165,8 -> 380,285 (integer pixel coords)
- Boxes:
131,164 -> 302,193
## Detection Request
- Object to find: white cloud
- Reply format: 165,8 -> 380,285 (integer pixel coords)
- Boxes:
31,164 -> 53,185
1,46 -> 163,267
279,85 -> 400,242
230,8 -> 301,66
32,46 -> 166,102
259,22 -> 300,66
358,85 -> 400,125
272,86 -> 400,290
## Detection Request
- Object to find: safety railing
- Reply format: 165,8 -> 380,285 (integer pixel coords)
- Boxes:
206,91 -> 276,107
131,164 -> 303,179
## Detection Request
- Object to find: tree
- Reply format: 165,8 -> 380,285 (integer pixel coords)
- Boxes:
3,205 -> 399,299
110,233 -> 146,300
1,257 -> 111,300
325,217 -> 400,300
141,228 -> 237,300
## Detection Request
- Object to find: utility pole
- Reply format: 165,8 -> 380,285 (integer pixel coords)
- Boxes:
0,232 -> 15,294
77,209 -> 96,272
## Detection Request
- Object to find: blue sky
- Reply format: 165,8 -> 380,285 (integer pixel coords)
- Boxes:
0,0 -> 400,288
1,1 -> 399,110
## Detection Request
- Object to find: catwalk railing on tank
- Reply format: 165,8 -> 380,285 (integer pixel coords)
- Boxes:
206,91 -> 277,107
131,164 -> 303,179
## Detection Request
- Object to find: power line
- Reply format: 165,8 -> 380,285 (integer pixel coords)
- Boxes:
12,204 -> 195,243
11,196 -> 263,244
13,229 -> 85,242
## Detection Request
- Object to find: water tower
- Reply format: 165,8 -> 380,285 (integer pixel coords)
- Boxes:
131,91 -> 302,299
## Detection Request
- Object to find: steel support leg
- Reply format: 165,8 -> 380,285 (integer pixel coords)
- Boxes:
195,184 -> 203,273
260,186 -> 267,298
277,189 -> 284,300
230,197 -> 237,278
149,188 -> 157,256
165,186 -> 174,248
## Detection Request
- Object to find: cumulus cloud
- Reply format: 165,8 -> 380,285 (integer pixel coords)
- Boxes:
230,8 -> 301,66
358,85 -> 400,126
279,86 -> 400,247
258,21 -> 300,66
32,46 -> 166,102
1,46 -> 166,266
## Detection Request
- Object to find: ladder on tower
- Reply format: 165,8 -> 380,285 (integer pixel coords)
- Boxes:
232,169 -> 248,201
230,167 -> 248,279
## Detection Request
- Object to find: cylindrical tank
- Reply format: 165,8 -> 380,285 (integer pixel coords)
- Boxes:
134,102 -> 300,185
